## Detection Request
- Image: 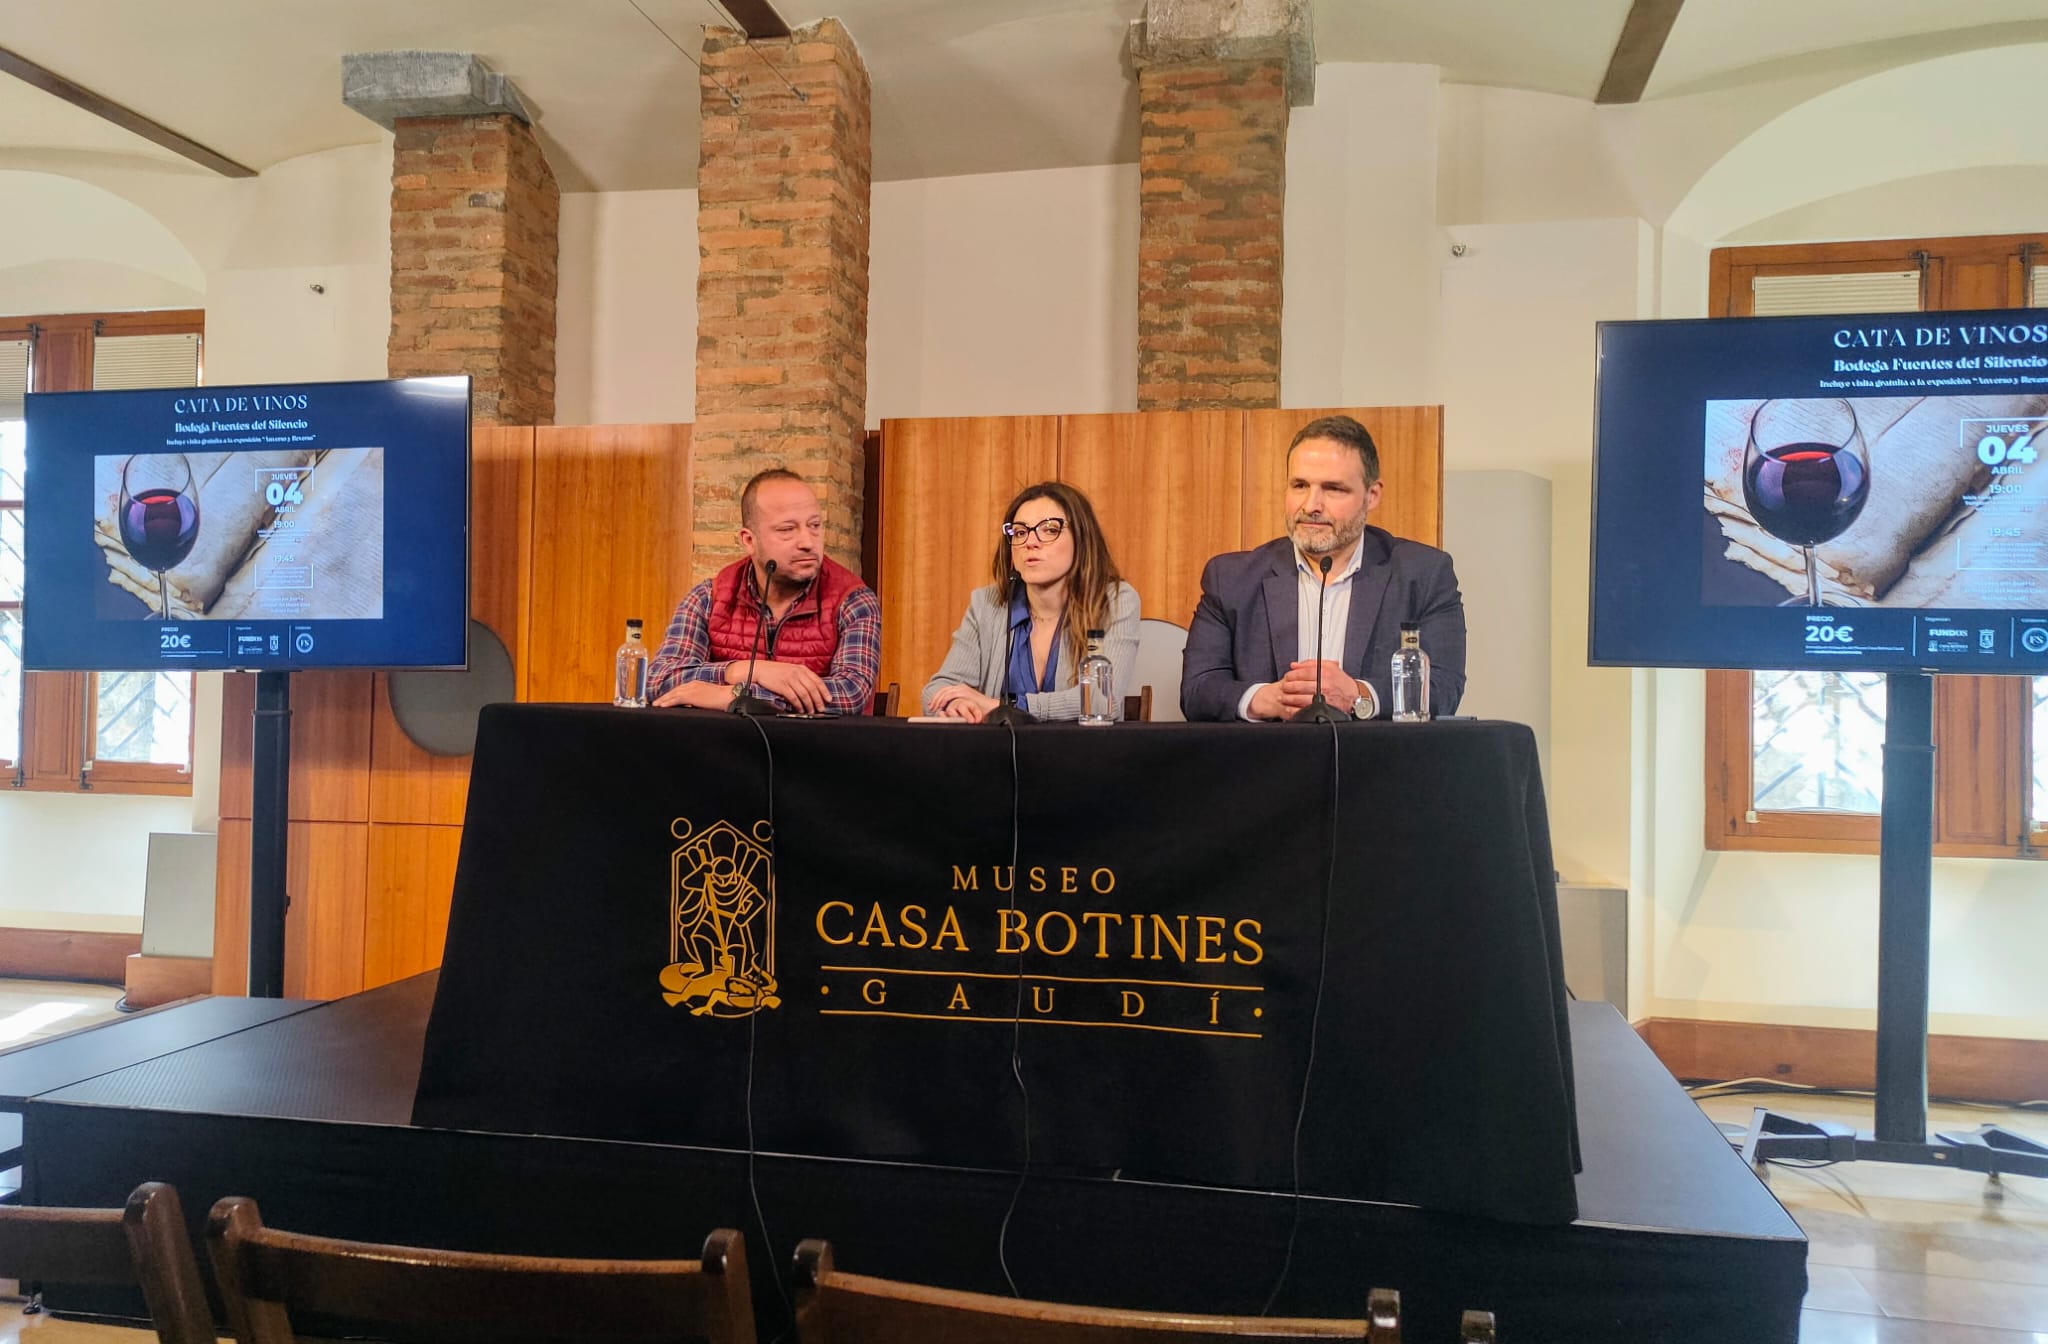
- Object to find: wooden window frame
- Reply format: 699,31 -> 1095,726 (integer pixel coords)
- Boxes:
1704,234 -> 2047,857
3,309 -> 204,797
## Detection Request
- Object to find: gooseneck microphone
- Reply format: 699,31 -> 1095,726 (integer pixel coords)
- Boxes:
1296,553 -> 1346,723
983,572 -> 1038,726
728,558 -> 781,717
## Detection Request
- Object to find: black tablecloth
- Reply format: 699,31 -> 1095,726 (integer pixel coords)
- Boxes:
414,706 -> 1579,1224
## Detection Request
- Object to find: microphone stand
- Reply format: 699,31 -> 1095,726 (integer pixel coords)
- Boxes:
983,573 -> 1037,726
1296,552 -> 1346,723
728,558 -> 781,717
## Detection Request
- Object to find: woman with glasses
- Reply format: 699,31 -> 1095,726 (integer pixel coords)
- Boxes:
922,481 -> 1141,722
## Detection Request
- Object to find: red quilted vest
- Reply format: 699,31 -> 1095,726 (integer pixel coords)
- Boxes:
706,556 -> 862,675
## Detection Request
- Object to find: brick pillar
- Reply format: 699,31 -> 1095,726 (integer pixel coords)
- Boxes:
694,19 -> 871,575
387,115 -> 559,424
1130,0 -> 1311,412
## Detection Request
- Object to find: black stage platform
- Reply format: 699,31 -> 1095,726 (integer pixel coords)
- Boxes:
19,975 -> 1804,1343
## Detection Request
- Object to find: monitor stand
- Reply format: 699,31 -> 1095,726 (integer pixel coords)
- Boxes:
247,670 -> 291,998
1737,671 -> 2047,1183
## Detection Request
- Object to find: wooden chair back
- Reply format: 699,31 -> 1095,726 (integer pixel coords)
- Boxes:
872,682 -> 901,717
0,1182 -> 214,1344
206,1198 -> 755,1344
792,1239 -> 1399,1343
1122,684 -> 1155,723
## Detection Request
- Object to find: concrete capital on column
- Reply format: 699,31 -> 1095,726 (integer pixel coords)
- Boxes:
342,51 -> 534,129
1128,0 -> 1315,105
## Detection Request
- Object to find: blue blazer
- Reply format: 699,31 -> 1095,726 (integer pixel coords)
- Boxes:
1179,529 -> 1466,721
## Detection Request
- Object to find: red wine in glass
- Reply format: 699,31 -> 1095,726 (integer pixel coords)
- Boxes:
1740,400 -> 1869,606
119,488 -> 200,572
1742,442 -> 1869,546
117,453 -> 199,619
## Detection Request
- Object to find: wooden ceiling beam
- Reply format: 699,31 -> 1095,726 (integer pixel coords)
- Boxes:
0,45 -> 256,178
1595,0 -> 1685,105
714,0 -> 793,41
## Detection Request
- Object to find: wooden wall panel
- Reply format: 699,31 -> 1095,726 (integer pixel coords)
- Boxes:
1058,411 -> 1243,632
211,818 -> 250,994
1241,407 -> 1444,549
213,670 -> 373,824
363,822 -> 463,990
284,821 -> 368,1000
209,817 -> 366,999
369,425 -> 534,827
876,416 -> 1059,704
525,424 -> 693,703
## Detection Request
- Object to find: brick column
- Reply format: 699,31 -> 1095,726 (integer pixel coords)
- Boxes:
694,19 -> 871,575
1130,0 -> 1311,412
387,115 -> 559,424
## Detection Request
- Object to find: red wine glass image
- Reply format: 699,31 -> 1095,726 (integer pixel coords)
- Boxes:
1741,399 -> 1869,607
117,453 -> 200,619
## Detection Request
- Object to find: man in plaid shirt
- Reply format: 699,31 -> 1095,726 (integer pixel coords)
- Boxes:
649,468 -> 880,715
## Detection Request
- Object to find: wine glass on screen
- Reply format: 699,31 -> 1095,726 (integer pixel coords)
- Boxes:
1741,399 -> 1868,607
117,453 -> 199,619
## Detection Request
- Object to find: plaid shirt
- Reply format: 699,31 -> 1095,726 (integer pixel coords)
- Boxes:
647,569 -> 881,715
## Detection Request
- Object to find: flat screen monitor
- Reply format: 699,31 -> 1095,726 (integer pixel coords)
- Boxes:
1591,310 -> 2048,674
22,376 -> 470,672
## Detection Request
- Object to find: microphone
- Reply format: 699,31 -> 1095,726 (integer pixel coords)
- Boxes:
983,572 -> 1037,726
728,558 -> 780,717
1295,552 -> 1345,723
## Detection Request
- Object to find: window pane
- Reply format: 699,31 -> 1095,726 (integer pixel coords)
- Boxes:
0,508 -> 19,605
0,608 -> 19,765
93,669 -> 192,768
2034,677 -> 2048,830
1752,670 -> 1886,812
0,416 -> 23,497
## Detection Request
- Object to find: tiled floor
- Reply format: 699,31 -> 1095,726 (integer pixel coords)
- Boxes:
1,976 -> 2044,1341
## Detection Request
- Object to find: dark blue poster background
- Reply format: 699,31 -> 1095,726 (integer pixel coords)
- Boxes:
23,376 -> 469,671
1592,310 -> 2048,674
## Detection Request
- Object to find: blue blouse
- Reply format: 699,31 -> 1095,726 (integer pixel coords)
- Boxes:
1004,587 -> 1060,701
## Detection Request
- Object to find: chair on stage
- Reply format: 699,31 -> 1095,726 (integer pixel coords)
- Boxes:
792,1238 -> 1455,1342
872,682 -> 901,717
206,1198 -> 755,1344
1125,618 -> 1188,723
0,1181 -> 214,1344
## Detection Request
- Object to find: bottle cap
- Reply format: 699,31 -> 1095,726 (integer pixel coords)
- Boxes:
1086,628 -> 1105,639
626,618 -> 643,631
1400,621 -> 1420,633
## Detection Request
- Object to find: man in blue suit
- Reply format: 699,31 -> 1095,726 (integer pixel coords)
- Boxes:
1180,414 -> 1466,722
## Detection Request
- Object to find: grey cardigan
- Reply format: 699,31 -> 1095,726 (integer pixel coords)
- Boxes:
921,581 -> 1142,721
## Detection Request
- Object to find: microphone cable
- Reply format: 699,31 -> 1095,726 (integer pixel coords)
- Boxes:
993,717 -> 1034,1297
738,711 -> 796,1339
1260,713 -> 1342,1316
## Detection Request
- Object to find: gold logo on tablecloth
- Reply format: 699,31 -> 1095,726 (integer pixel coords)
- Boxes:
660,817 -> 781,1018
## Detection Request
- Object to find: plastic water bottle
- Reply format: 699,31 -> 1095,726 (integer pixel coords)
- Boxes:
1078,628 -> 1114,725
614,619 -> 649,707
1390,621 -> 1430,722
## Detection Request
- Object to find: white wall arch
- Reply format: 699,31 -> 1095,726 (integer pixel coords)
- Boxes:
0,170 -> 204,312
1666,43 -> 2048,246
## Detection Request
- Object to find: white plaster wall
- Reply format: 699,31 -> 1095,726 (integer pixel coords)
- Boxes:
1435,217 -> 1654,885
1282,64 -> 1445,409
868,165 -> 1138,422
0,794 -> 191,929
556,189 -> 699,426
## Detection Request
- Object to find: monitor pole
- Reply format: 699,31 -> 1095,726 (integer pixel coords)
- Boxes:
247,670 -> 291,998
1740,671 -> 2047,1180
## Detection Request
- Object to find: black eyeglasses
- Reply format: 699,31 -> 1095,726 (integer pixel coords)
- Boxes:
1002,517 -> 1067,545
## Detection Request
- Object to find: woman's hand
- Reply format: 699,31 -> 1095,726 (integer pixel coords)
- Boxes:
928,684 -> 1001,722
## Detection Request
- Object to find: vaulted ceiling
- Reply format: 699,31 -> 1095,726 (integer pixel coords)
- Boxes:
2,0 -> 2044,190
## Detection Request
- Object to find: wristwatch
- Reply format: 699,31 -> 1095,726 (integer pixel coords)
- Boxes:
1350,680 -> 1377,721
